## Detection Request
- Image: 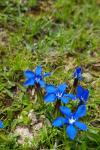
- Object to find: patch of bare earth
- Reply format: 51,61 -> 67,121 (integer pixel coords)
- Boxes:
15,110 -> 51,145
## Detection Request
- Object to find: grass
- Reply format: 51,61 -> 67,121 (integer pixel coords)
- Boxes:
0,0 -> 100,149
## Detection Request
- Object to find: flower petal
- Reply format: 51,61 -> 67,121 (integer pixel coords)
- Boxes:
83,89 -> 89,101
23,79 -> 35,86
64,93 -> 76,100
74,105 -> 86,119
60,106 -> 72,117
57,83 -> 67,93
43,72 -> 51,78
38,80 -> 45,87
45,85 -> 56,93
76,85 -> 84,99
66,125 -> 77,140
35,66 -> 42,75
76,67 -> 82,74
0,120 -> 3,128
75,121 -> 88,131
44,94 -> 56,102
24,70 -> 35,78
74,67 -> 82,80
61,97 -> 70,104
52,117 -> 66,127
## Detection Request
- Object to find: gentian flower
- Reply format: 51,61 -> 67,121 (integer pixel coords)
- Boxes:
76,85 -> 89,104
44,83 -> 76,104
53,105 -> 87,140
23,66 -> 51,88
73,67 -> 82,80
0,120 -> 3,128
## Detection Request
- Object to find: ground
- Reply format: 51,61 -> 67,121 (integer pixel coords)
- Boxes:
0,0 -> 100,150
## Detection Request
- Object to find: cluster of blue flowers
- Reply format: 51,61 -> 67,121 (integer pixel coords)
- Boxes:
23,66 -> 89,140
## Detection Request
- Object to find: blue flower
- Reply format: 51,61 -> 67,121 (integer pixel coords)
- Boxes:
76,85 -> 89,103
73,67 -> 82,80
0,120 -> 3,128
23,66 -> 51,88
52,105 -> 87,140
44,83 -> 76,104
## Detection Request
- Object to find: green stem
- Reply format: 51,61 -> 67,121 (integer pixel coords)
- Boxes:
37,89 -> 44,105
34,84 -> 44,105
54,100 -> 61,118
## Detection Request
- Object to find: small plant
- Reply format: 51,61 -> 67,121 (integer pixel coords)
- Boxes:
23,66 -> 89,140
23,66 -> 51,88
0,66 -> 89,141
53,105 -> 87,140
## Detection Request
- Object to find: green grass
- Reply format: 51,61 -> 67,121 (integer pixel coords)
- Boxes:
0,0 -> 100,149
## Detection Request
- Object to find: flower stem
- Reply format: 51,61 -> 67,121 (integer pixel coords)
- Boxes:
54,100 -> 61,118
37,89 -> 44,105
34,84 -> 44,105
71,78 -> 78,94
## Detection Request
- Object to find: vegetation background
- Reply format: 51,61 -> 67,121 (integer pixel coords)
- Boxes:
0,0 -> 100,149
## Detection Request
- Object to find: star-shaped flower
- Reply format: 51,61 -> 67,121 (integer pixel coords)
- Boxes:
52,105 -> 87,140
23,66 -> 51,88
44,83 -> 76,104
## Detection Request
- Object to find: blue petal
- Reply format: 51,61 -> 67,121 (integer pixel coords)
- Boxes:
60,106 -> 72,117
23,79 -> 35,86
43,72 -> 51,78
75,121 -> 88,131
52,117 -> 66,127
0,120 -> 3,128
57,83 -> 67,93
44,94 -> 56,102
24,70 -> 35,78
38,80 -> 45,87
83,89 -> 89,101
74,67 -> 82,80
35,66 -> 42,75
45,85 -> 56,93
64,93 -> 76,100
66,125 -> 77,140
76,85 -> 84,99
76,67 -> 82,74
74,105 -> 86,119
61,97 -> 70,104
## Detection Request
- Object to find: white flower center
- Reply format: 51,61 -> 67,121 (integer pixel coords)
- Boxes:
69,117 -> 76,124
35,77 -> 40,82
56,92 -> 62,98
81,96 -> 84,100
